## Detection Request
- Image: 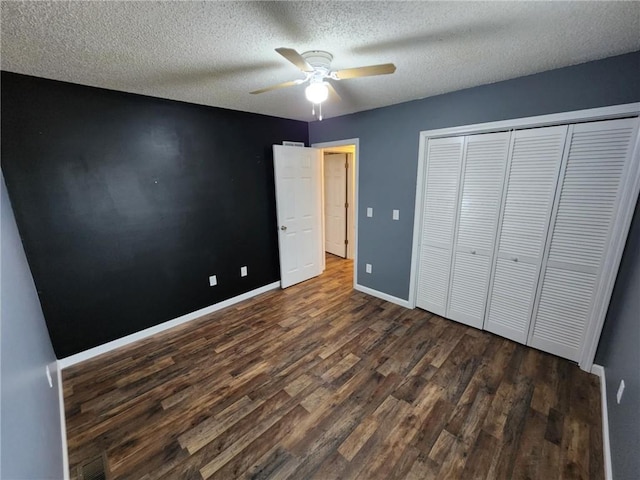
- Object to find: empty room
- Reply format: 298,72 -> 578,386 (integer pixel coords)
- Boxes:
1,2 -> 639,479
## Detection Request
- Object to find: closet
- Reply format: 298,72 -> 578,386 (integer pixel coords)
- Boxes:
415,115 -> 639,364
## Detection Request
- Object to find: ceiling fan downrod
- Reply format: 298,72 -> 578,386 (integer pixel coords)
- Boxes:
311,102 -> 323,121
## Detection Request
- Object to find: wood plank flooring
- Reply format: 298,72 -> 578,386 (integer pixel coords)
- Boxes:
63,254 -> 603,479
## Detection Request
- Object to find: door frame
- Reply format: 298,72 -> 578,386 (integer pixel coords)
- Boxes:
312,138 -> 359,289
410,102 -> 640,372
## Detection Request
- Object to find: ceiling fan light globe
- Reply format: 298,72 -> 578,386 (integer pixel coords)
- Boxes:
305,82 -> 329,104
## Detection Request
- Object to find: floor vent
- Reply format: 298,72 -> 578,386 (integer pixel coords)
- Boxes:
77,453 -> 108,480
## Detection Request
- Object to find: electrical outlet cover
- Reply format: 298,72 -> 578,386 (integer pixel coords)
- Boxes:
209,275 -> 217,286
241,266 -> 248,277
365,263 -> 372,273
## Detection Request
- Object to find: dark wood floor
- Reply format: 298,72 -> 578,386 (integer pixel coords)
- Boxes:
63,254 -> 603,480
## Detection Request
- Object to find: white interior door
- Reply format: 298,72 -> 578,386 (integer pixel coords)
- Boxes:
485,125 -> 568,344
324,153 -> 347,257
447,131 -> 511,329
416,136 -> 464,316
273,145 -> 323,288
529,118 -> 640,361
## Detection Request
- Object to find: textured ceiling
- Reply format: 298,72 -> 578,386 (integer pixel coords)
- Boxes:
2,1 -> 639,121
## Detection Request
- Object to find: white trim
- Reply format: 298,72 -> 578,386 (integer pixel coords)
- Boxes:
56,363 -> 70,480
354,283 -> 411,308
347,153 -> 356,260
417,103 -> 640,139
58,281 -> 280,369
407,131 -> 428,308
591,364 -> 613,480
312,138 -> 360,289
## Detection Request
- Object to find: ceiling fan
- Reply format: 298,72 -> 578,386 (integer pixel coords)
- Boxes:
250,47 -> 396,119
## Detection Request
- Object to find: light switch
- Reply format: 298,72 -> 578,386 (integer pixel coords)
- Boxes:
367,207 -> 373,217
617,379 -> 625,404
240,266 -> 248,277
209,275 -> 217,286
393,209 -> 400,220
365,263 -> 372,273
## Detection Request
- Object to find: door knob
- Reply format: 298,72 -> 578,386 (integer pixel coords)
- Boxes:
280,226 -> 287,231
471,249 -> 476,255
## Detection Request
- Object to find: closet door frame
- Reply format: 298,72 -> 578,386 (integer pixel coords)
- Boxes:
409,102 -> 640,372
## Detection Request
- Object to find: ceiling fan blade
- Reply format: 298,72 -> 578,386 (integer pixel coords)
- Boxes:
250,79 -> 303,95
326,81 -> 341,102
275,47 -> 315,73
334,63 -> 396,80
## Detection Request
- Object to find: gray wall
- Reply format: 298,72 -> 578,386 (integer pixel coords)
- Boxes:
1,173 -> 64,479
309,51 -> 640,300
595,202 -> 640,480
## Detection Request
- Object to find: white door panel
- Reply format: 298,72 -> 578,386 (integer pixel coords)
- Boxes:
485,125 -> 568,343
416,136 -> 464,314
530,267 -> 597,361
416,244 -> 451,315
447,251 -> 492,328
273,145 -> 323,288
486,257 -> 540,343
421,137 -> 465,248
454,132 -> 511,253
447,131 -> 511,328
530,117 -> 639,361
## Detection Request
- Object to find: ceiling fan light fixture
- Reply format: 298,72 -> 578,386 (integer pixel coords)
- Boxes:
305,81 -> 329,104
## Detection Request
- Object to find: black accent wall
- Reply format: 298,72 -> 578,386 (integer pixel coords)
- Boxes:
1,72 -> 308,358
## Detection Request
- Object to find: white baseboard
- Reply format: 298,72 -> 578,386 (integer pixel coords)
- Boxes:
57,281 -> 281,369
56,364 -> 70,480
354,284 -> 412,308
591,364 -> 613,480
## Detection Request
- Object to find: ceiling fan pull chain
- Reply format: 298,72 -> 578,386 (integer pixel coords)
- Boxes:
319,102 -> 323,121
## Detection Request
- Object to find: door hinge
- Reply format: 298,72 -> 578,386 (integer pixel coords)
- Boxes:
345,202 -> 349,208
345,161 -> 348,169
345,239 -> 349,245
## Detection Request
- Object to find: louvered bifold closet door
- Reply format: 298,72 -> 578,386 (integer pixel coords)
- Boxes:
447,131 -> 511,329
530,117 -> 640,361
484,125 -> 568,344
416,136 -> 464,316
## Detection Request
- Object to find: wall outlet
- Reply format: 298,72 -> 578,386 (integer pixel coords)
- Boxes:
393,209 -> 400,220
616,379 -> 625,404
367,207 -> 373,217
365,263 -> 372,274
240,266 -> 248,277
45,365 -> 53,388
208,275 -> 217,287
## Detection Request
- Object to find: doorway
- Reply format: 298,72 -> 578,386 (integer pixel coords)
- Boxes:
313,139 -> 359,288
323,149 -> 355,259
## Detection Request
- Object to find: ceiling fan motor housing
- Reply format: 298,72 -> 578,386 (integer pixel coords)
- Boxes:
302,50 -> 333,75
